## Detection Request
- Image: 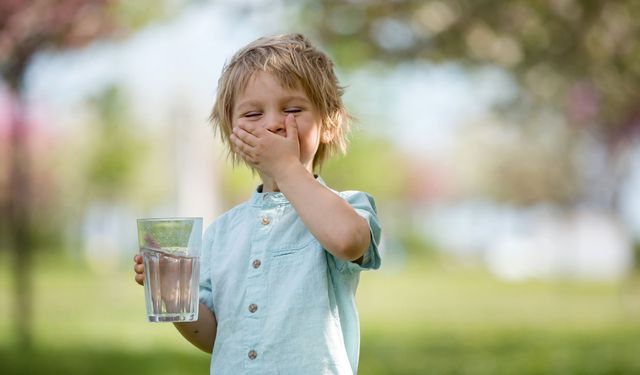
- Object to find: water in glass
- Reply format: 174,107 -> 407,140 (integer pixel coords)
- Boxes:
142,246 -> 200,322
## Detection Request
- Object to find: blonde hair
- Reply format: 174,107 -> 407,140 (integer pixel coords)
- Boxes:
210,33 -> 350,171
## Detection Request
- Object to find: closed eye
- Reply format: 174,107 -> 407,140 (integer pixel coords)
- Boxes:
284,108 -> 302,114
244,112 -> 261,118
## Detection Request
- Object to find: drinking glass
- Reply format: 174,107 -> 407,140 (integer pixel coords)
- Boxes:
137,217 -> 202,322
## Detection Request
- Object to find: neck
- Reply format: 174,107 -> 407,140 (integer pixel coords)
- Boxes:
260,175 -> 279,192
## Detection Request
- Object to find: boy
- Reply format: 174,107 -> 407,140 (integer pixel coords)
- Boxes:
134,33 -> 381,374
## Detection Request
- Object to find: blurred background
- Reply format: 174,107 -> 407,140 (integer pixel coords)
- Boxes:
2,0 -> 640,374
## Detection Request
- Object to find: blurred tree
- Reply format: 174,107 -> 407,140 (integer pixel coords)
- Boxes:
0,0 -> 184,350
303,0 -> 640,210
454,115 -> 580,206
84,86 -> 144,200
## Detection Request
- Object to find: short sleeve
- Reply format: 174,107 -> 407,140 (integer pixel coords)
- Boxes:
198,224 -> 215,312
333,191 -> 382,274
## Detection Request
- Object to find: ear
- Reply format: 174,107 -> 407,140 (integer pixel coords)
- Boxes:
321,128 -> 335,144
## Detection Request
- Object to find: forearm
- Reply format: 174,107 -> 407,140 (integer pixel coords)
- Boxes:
173,303 -> 217,353
276,164 -> 370,261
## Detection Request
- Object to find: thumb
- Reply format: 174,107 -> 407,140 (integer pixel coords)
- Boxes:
285,113 -> 298,139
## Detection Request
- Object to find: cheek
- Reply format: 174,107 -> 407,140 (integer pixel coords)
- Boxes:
299,128 -> 321,151
232,118 -> 254,132
232,117 -> 246,126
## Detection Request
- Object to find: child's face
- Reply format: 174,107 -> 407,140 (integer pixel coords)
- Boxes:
232,71 -> 322,172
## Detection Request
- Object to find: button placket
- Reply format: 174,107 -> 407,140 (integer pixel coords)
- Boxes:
244,206 -> 273,364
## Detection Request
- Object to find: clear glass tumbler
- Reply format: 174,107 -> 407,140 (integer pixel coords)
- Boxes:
137,217 -> 202,322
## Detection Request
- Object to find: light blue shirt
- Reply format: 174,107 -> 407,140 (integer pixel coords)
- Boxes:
199,177 -> 381,374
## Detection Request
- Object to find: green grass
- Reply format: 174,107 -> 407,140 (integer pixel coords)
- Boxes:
1,252 -> 640,374
0,346 -> 210,375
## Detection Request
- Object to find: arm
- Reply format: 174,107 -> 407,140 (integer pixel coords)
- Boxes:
173,303 -> 217,353
277,163 -> 371,261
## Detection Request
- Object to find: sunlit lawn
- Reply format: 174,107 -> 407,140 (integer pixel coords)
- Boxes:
1,252 -> 640,374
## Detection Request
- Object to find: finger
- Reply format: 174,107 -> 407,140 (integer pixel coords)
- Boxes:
238,146 -> 259,165
134,254 -> 142,264
230,133 -> 255,154
135,274 -> 144,286
285,113 -> 298,139
235,148 -> 258,165
236,122 -> 256,134
134,263 -> 144,274
233,127 -> 259,147
234,141 -> 260,166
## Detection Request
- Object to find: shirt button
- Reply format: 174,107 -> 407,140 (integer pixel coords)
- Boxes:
252,259 -> 261,269
248,303 -> 258,313
261,216 -> 270,225
248,350 -> 257,360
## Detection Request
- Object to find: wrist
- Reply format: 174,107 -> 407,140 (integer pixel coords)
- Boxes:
274,161 -> 310,188
272,157 -> 305,183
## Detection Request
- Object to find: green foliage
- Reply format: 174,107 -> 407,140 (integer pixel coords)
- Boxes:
112,0 -> 188,30
219,162 -> 260,209
322,132 -> 409,199
84,86 -> 146,199
396,225 -> 440,260
328,38 -> 375,70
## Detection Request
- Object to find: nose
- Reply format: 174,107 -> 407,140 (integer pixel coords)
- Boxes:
264,113 -> 286,135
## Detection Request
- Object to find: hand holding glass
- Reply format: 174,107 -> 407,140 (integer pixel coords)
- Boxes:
137,217 -> 202,322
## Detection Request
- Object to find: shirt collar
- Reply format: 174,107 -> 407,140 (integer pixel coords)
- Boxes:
251,175 -> 326,207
